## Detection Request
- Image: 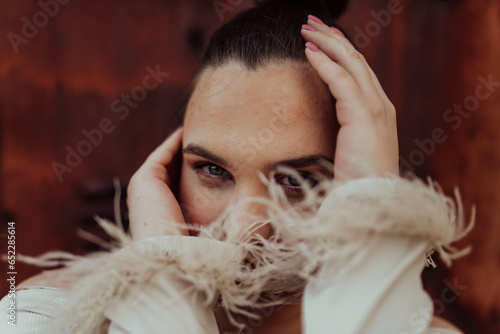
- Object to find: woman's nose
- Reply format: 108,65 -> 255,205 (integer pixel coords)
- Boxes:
223,184 -> 272,241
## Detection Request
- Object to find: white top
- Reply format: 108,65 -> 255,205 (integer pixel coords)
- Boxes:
0,178 -> 466,333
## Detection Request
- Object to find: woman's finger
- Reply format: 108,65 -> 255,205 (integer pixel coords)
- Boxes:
306,15 -> 354,50
303,45 -> 370,122
301,24 -> 378,98
145,127 -> 183,166
303,15 -> 386,97
128,178 -> 188,238
127,126 -> 187,239
318,19 -> 391,102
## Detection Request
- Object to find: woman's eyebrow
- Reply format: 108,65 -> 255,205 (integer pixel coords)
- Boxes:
183,144 -> 229,167
268,155 -> 333,170
183,144 -> 331,171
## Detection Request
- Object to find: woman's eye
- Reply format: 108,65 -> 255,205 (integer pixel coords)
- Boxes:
202,164 -> 226,176
276,172 -> 318,189
280,175 -> 302,187
194,162 -> 232,181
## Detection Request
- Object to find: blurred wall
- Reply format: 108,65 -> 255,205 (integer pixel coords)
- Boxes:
1,0 -> 499,332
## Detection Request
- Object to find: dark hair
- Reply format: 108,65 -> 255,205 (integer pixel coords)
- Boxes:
168,0 -> 348,131
202,0 -> 349,70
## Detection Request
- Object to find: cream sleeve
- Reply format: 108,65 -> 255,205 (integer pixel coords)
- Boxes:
104,236 -> 230,334
0,237 -> 237,334
0,287 -> 67,334
302,178 -> 463,334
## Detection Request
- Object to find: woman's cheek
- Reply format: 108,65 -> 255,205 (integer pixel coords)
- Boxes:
179,168 -> 228,227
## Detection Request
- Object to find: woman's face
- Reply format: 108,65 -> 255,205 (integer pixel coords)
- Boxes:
179,62 -> 337,239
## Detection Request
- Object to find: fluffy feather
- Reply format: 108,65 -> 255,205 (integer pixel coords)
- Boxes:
12,175 -> 473,333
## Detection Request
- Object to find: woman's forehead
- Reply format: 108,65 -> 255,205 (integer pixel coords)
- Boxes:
182,64 -> 336,164
185,63 -> 330,123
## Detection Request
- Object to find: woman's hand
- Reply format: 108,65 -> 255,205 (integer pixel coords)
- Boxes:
127,127 -> 188,240
301,16 -> 399,184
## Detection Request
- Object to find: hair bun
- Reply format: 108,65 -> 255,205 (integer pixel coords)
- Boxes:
253,0 -> 348,19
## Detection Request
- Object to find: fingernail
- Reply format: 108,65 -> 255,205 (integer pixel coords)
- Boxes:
302,24 -> 317,32
330,27 -> 345,37
305,42 -> 319,52
308,14 -> 324,25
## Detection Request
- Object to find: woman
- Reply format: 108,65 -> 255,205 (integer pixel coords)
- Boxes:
1,0 -> 469,333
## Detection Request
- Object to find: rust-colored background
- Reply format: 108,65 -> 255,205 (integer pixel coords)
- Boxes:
1,0 -> 499,333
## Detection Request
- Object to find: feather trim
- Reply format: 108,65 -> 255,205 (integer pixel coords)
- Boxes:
10,175 -> 474,332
